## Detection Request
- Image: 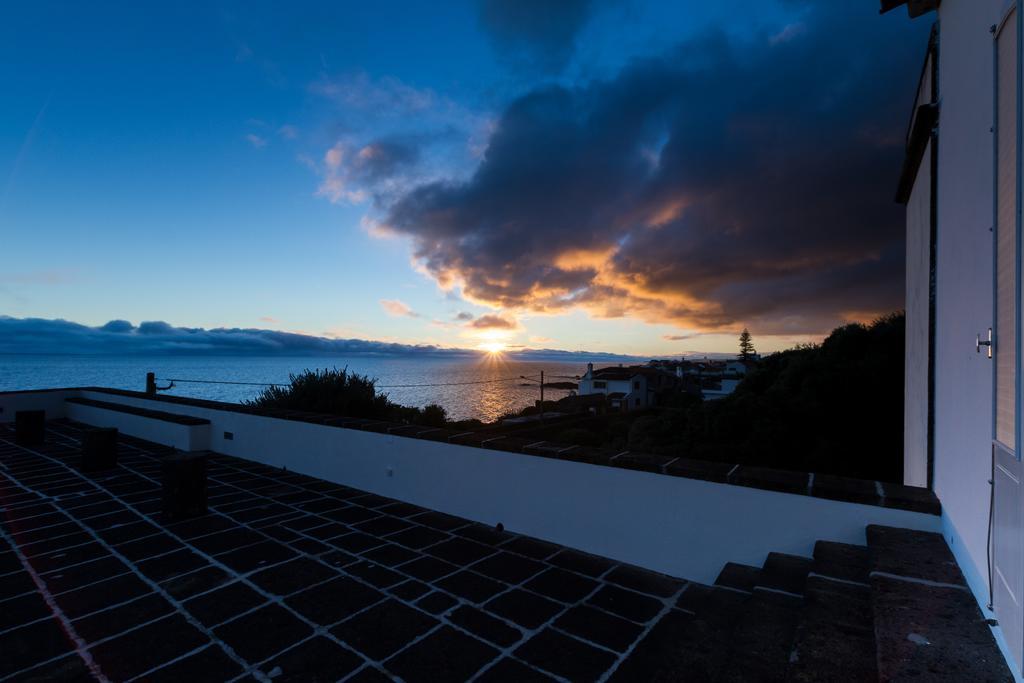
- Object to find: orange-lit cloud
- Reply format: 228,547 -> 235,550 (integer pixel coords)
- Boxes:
380,299 -> 420,318
468,313 -> 519,331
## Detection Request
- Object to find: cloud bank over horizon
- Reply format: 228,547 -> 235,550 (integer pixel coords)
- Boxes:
0,316 -> 635,360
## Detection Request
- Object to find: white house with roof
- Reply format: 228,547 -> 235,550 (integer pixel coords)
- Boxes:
725,360 -> 749,376
577,363 -> 657,410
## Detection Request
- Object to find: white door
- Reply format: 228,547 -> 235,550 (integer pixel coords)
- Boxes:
993,5 -> 1023,672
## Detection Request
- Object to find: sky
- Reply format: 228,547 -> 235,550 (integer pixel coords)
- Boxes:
0,1 -> 929,357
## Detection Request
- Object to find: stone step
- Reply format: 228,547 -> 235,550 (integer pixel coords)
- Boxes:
717,588 -> 803,682
676,582 -> 750,627
667,526 -> 1015,683
866,524 -> 965,585
785,575 -> 877,682
714,562 -> 761,593
866,525 -> 1013,682
812,540 -> 870,584
760,552 -> 813,596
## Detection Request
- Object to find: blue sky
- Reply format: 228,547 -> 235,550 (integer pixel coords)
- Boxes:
0,1 -> 926,356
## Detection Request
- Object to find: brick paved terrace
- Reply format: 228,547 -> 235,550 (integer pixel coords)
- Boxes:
1,419 -> 1012,682
1,420 -> 693,682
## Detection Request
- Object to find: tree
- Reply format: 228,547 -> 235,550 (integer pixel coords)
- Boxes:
631,312 -> 906,482
739,328 -> 755,360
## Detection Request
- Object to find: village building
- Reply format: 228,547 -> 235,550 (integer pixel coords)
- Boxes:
576,363 -> 668,410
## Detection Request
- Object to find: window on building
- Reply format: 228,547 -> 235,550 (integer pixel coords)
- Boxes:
633,381 -> 640,391
996,9 -> 1017,451
594,381 -> 606,389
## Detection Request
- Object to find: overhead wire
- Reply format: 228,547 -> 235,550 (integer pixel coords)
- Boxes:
157,375 -> 543,389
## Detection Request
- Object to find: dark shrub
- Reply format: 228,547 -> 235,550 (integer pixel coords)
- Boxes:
246,368 -> 392,419
419,404 -> 449,428
246,367 -> 450,427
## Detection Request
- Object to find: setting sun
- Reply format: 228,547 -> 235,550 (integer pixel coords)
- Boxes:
479,341 -> 507,354
474,327 -> 511,355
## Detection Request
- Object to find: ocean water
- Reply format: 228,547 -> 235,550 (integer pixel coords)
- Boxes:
0,354 -> 598,423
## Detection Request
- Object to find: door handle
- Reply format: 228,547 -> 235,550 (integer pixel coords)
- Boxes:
977,328 -> 993,358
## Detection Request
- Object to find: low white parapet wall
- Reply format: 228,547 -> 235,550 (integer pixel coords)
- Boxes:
0,388 -> 73,422
0,388 -> 942,583
64,399 -> 210,452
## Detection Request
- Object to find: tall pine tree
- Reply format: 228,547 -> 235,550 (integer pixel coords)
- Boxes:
739,328 -> 755,360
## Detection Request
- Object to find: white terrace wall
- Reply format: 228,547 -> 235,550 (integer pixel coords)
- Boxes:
0,388 -> 940,583
0,390 -> 71,422
64,400 -> 210,452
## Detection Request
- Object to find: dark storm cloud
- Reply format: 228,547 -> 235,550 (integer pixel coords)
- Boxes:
478,0 -> 600,72
386,2 -> 926,335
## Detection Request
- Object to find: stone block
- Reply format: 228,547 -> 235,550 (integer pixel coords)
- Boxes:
161,452 -> 209,522
15,410 -> 45,445
82,427 -> 118,471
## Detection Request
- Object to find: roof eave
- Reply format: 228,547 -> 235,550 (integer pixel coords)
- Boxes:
879,0 -> 940,18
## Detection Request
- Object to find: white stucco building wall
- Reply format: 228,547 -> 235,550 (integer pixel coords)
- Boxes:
893,4 -> 1024,673
930,0 -> 1003,601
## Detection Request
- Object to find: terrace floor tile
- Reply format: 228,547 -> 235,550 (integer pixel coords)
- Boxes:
0,617 -> 75,677
88,613 -> 209,681
587,584 -> 664,623
183,580 -> 267,627
144,644 -> 244,682
332,598 -> 439,660
249,556 -> 338,596
485,589 -> 564,630
214,603 -> 312,663
285,576 -> 385,625
258,636 -> 362,682
515,627 -> 617,683
384,625 -> 499,683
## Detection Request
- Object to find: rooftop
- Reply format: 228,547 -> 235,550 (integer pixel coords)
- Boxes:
589,366 -> 663,381
0,417 -> 1011,681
